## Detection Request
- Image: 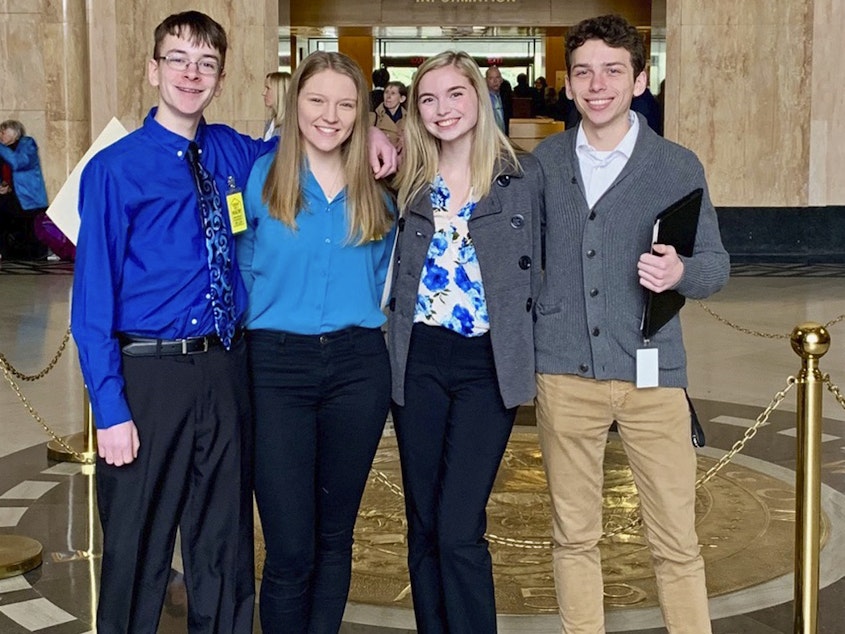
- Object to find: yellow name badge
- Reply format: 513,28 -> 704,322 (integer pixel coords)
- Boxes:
225,176 -> 247,234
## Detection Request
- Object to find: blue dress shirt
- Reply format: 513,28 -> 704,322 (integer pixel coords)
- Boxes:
237,152 -> 395,335
71,109 -> 275,429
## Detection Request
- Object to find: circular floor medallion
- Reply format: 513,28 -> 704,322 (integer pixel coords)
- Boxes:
255,432 -> 826,615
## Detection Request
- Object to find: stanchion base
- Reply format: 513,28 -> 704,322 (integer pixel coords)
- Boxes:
47,432 -> 96,464
0,535 -> 43,579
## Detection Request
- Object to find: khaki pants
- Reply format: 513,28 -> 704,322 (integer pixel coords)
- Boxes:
536,373 -> 712,634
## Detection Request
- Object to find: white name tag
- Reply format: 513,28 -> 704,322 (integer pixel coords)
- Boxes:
636,348 -> 659,388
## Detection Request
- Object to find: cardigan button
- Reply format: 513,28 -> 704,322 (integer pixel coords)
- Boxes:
588,210 -> 596,220
586,249 -> 596,258
589,288 -> 599,297
519,256 -> 531,270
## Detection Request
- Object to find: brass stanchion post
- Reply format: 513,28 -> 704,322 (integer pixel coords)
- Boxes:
47,386 -> 97,463
790,322 -> 830,634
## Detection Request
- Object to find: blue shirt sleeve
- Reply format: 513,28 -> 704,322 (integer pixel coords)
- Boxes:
0,138 -> 38,170
71,157 -> 133,429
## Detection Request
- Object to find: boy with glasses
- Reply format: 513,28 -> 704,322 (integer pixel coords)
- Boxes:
71,10 -> 395,631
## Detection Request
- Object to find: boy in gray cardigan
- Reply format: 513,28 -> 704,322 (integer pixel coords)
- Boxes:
532,14 -> 729,634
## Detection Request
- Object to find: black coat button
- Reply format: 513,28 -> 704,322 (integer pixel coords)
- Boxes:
586,249 -> 596,258
388,297 -> 396,311
592,327 -> 600,336
519,256 -> 531,270
496,175 -> 511,187
525,297 -> 533,312
589,288 -> 598,297
579,363 -> 589,373
510,214 -> 524,229
398,217 -> 405,230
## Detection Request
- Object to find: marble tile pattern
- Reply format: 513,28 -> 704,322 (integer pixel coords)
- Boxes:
0,598 -> 76,630
3,261 -> 845,632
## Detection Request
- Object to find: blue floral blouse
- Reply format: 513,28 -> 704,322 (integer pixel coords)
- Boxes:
413,174 -> 489,337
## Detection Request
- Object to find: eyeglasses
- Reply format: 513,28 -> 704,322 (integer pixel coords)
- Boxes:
156,55 -> 221,76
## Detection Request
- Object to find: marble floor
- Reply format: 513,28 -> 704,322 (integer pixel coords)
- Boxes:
2,258 -> 845,633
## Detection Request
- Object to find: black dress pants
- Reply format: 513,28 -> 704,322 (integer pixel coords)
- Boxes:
392,324 -> 516,633
95,338 -> 254,633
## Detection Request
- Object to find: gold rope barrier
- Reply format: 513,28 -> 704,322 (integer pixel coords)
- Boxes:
695,300 -> 845,339
790,322 -> 829,634
0,333 -> 94,578
0,535 -> 42,579
0,326 -> 95,464
47,386 -> 97,464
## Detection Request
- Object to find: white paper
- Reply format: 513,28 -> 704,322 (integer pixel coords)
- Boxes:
636,347 -> 659,388
46,117 -> 129,245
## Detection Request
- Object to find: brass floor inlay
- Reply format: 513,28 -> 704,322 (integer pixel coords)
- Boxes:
255,432 -> 826,615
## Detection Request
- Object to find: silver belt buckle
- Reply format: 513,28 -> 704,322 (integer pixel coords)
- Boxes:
202,337 -> 209,353
181,338 -> 189,355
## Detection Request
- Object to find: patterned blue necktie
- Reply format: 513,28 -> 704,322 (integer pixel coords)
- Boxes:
186,141 -> 237,349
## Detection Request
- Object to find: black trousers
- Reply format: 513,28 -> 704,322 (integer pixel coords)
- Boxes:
0,195 -> 47,259
392,324 -> 516,634
95,339 -> 254,633
248,327 -> 390,633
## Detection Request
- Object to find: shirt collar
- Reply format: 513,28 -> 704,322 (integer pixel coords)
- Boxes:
143,108 -> 209,160
301,160 -> 346,204
575,110 -> 639,160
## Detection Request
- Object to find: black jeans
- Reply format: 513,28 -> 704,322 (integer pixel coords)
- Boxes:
248,327 -> 390,633
392,324 -> 516,634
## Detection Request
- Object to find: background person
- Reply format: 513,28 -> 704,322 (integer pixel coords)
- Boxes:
532,14 -> 729,634
370,66 -> 390,112
484,65 -> 510,135
386,50 -> 543,633
371,79 -> 407,153
0,119 -> 49,260
262,70 -> 292,140
238,50 -> 395,633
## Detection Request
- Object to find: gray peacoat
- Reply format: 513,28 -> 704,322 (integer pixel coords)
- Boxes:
386,153 -> 544,409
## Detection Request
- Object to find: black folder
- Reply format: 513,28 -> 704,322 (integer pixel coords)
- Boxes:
641,188 -> 704,339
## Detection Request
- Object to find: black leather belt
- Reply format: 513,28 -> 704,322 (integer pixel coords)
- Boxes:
119,330 -> 242,357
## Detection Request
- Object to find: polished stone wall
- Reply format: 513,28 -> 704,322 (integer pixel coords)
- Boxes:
666,0 -> 844,207
2,0 -> 842,211
1,0 -> 277,200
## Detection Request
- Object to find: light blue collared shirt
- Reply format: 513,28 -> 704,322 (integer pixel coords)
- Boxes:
238,152 -> 396,335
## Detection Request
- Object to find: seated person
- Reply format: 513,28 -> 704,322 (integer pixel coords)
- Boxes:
0,120 -> 49,259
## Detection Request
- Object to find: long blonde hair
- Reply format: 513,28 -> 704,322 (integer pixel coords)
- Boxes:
396,50 -> 520,211
265,71 -> 291,129
262,51 -> 391,244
